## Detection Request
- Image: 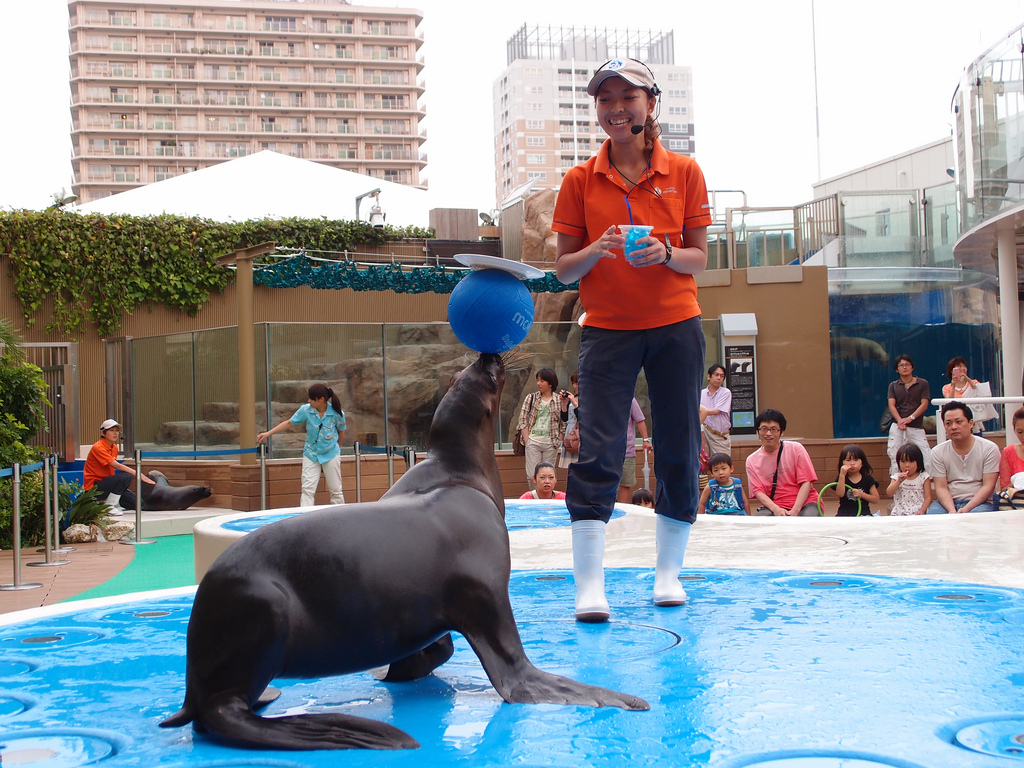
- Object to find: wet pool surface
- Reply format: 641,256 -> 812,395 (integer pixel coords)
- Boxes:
219,500 -> 627,533
1,568 -> 1022,767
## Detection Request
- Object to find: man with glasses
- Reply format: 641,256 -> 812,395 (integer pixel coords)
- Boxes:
886,354 -> 932,476
746,408 -> 820,516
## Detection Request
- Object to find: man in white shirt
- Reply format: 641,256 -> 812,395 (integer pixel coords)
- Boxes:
926,401 -> 999,514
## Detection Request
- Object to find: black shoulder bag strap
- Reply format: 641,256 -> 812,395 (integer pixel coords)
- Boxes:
769,441 -> 784,500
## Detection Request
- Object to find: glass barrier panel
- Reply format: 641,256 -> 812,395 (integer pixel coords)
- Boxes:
265,322 -> 383,458
133,332 -> 195,453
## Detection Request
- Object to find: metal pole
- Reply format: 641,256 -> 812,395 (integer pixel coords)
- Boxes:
1,464 -> 43,591
387,445 -> 395,488
28,457 -> 69,568
259,443 -> 267,511
121,449 -> 155,545
53,454 -> 73,553
354,441 -> 362,503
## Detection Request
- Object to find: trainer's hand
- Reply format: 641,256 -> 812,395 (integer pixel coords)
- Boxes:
588,226 -> 624,260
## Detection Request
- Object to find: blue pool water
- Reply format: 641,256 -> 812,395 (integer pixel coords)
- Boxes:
220,500 -> 627,533
1,569 -> 1022,767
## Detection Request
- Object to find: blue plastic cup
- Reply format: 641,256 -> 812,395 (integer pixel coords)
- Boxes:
620,225 -> 654,261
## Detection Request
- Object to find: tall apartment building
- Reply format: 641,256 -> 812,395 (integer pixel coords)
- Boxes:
493,26 -> 694,204
68,0 -> 426,203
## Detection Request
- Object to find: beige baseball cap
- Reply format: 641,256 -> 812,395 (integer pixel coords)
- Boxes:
587,59 -> 659,96
99,418 -> 121,431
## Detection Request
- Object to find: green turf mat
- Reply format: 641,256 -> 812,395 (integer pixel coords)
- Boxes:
65,534 -> 195,602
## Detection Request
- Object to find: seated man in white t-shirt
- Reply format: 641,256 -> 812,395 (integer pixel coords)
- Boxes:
926,401 -> 999,514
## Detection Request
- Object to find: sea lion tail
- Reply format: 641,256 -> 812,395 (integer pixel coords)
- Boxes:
190,696 -> 419,750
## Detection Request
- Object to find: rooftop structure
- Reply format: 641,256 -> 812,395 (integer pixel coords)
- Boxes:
68,0 -> 427,204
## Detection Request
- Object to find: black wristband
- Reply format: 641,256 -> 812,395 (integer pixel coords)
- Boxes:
663,243 -> 673,265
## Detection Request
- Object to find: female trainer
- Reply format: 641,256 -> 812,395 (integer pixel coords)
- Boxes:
553,59 -> 712,622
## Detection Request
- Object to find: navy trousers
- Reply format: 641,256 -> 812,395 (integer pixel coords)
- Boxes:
566,316 -> 705,524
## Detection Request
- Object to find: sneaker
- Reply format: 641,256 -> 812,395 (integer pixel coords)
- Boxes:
106,507 -> 124,517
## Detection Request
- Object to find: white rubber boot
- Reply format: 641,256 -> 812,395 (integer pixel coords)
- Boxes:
653,515 -> 691,606
571,520 -> 610,623
105,493 -> 124,517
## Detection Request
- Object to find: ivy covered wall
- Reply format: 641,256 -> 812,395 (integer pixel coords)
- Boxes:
0,210 -> 432,337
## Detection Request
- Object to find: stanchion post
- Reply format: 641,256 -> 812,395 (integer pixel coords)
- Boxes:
1,463 -> 42,591
259,443 -> 267,511
28,457 -> 69,568
354,441 -> 362,503
121,449 -> 155,546
387,445 -> 395,488
53,455 -> 72,554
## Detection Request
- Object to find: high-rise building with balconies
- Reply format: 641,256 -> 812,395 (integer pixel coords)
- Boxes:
493,25 -> 694,205
68,0 -> 426,203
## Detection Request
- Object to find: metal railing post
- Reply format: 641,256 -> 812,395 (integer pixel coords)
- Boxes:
259,443 -> 267,511
28,457 -> 69,568
387,445 -> 395,488
1,464 -> 42,591
53,455 -> 72,553
121,449 -> 155,546
354,441 -> 362,503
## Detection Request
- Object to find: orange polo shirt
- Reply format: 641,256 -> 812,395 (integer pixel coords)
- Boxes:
83,439 -> 120,490
552,139 -> 713,330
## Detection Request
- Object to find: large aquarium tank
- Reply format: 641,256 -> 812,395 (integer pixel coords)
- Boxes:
830,287 -> 1002,440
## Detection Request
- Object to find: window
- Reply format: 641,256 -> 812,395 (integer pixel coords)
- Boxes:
666,89 -> 687,99
668,106 -> 688,116
149,115 -> 173,130
177,89 -> 198,105
288,68 -> 303,82
364,20 -> 408,35
365,45 -> 408,60
260,67 -> 281,81
372,143 -> 408,159
260,92 -> 281,106
527,86 -> 543,95
526,119 -> 545,129
337,118 -> 355,133
526,154 -> 545,165
87,139 -> 110,154
335,44 -> 354,59
526,137 -> 545,147
151,140 -> 177,156
225,16 -> 246,30
151,166 -> 175,181
668,139 -> 689,152
525,66 -> 543,76
263,17 -> 296,32
364,69 -> 408,85
149,13 -> 170,27
151,88 -> 174,104
667,123 -> 687,134
109,62 -> 136,77
261,116 -> 281,132
527,171 -> 547,181
288,143 -> 305,158
111,139 -> 137,156
369,119 -> 409,135
88,164 -> 112,180
259,41 -> 280,56
110,112 -> 137,129
526,102 -> 544,112
335,69 -> 354,83
109,10 -> 136,26
228,91 -> 247,106
150,64 -> 173,79
110,36 -> 136,51
288,92 -> 303,107
666,72 -> 688,83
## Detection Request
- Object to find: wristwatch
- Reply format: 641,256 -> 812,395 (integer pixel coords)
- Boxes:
663,239 -> 673,265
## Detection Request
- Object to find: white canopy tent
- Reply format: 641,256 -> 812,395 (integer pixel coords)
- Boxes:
74,151 -> 431,227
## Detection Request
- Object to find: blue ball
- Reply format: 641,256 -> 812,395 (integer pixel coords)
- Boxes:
448,269 -> 534,353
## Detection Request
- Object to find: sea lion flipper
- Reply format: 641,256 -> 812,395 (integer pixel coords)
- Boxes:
195,697 -> 419,751
383,634 -> 455,682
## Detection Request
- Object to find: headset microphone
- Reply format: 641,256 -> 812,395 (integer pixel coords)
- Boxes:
631,124 -> 644,135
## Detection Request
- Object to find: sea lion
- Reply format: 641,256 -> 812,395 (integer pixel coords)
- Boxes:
160,352 -> 648,751
139,470 -> 212,511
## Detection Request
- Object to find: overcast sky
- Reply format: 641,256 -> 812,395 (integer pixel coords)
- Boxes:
2,0 -> 1022,214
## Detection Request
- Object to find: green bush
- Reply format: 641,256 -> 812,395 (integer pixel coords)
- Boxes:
0,474 -> 80,551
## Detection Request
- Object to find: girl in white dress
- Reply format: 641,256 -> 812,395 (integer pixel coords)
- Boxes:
886,443 -> 931,516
